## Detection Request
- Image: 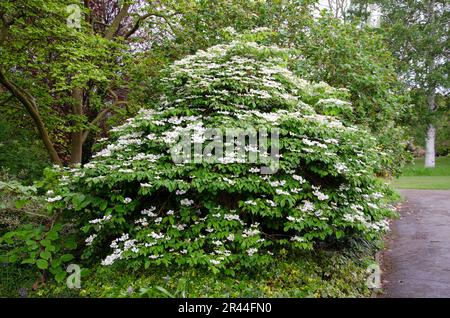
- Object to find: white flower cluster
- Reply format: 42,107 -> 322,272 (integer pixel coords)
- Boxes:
242,223 -> 260,237
224,214 -> 241,221
302,138 -> 328,149
85,234 -> 97,246
292,175 -> 306,184
298,200 -> 315,213
291,236 -> 305,242
247,248 -> 258,256
89,214 -> 112,225
334,162 -> 349,174
46,195 -> 62,203
123,197 -> 132,204
312,186 -> 329,201
141,206 -> 157,217
180,198 -> 194,206
287,216 -> 303,223
135,217 -> 149,227
102,233 -> 137,266
93,132 -> 143,159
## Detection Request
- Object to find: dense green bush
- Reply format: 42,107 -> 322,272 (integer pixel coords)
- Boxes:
38,40 -> 396,274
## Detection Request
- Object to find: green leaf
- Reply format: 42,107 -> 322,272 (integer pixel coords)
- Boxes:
40,251 -> 51,260
60,254 -> 74,262
45,245 -> 56,253
55,271 -> 67,283
21,258 -> 36,265
15,199 -> 28,209
51,258 -> 62,269
64,238 -> 77,250
40,239 -> 51,247
36,259 -> 48,269
46,230 -> 59,241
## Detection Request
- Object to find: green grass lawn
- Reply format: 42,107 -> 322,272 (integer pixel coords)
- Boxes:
391,176 -> 450,190
391,156 -> 450,190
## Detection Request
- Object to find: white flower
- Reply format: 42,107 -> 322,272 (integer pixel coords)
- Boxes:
334,162 -> 349,174
299,200 -> 315,212
227,233 -> 235,241
141,206 -> 157,217
287,216 -> 303,223
135,218 -> 149,227
367,203 -> 379,209
243,228 -> 260,237
148,232 -> 165,240
85,234 -> 97,246
275,189 -> 290,195
101,249 -> 123,266
372,192 -> 384,199
223,177 -> 235,185
313,189 -> 329,201
124,197 -> 132,204
180,198 -> 194,206
173,224 -> 186,231
46,195 -> 62,203
175,189 -> 187,195
247,248 -> 258,256
292,175 -> 306,184
89,215 -> 112,225
269,180 -> 286,187
210,259 -> 221,265
291,236 -> 305,242
167,210 -> 174,215
224,214 -> 241,221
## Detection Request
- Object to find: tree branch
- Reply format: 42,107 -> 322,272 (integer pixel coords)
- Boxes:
81,88 -> 128,143
104,3 -> 131,40
125,11 -> 179,38
0,68 -> 62,165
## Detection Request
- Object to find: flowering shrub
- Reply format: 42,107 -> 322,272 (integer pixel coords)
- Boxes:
45,40 -> 396,273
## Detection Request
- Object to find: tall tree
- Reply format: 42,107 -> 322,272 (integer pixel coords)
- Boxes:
0,0 -> 185,165
353,0 -> 449,167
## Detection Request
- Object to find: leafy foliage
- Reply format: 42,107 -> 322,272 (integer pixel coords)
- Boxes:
0,120 -> 50,182
35,243 -> 378,298
0,223 -> 77,283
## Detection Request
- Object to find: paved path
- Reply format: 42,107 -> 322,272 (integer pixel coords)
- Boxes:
380,189 -> 450,298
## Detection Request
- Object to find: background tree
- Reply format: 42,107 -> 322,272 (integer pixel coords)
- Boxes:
132,3 -> 410,175
351,0 -> 449,167
0,0 -> 187,165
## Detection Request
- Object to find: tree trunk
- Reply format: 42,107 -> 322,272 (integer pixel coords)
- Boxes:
424,90 -> 436,168
424,124 -> 436,167
0,69 -> 62,165
70,88 -> 84,164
